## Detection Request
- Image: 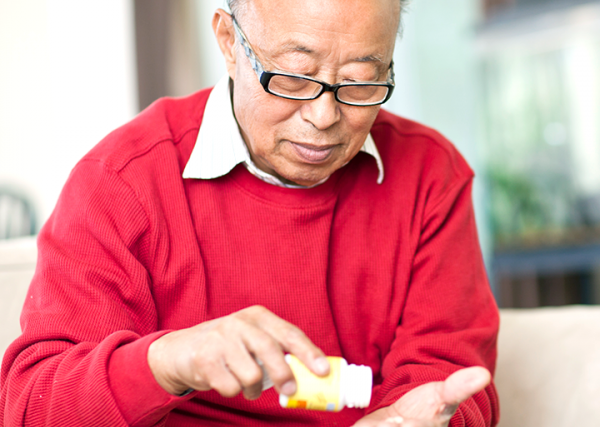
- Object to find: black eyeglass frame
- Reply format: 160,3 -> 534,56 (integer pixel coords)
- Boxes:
231,16 -> 395,107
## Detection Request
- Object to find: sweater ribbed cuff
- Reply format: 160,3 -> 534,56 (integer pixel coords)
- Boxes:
108,330 -> 197,426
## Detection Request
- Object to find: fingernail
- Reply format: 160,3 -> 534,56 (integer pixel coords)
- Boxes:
313,357 -> 330,375
281,380 -> 296,396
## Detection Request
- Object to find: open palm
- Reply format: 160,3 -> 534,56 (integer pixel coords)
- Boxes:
352,367 -> 491,427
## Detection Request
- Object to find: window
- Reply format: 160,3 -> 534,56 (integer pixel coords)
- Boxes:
483,0 -> 598,21
479,1 -> 600,306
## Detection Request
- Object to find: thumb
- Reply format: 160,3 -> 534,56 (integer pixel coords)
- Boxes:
440,367 -> 491,415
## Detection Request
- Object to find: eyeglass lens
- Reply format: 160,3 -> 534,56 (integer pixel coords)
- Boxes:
268,75 -> 390,104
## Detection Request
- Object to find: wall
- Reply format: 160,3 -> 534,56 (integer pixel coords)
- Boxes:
0,0 -> 138,224
196,0 -> 228,88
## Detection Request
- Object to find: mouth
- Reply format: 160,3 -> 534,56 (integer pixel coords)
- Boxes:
289,141 -> 336,164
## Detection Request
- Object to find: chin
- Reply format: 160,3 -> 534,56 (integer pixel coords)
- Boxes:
284,171 -> 330,187
272,159 -> 339,187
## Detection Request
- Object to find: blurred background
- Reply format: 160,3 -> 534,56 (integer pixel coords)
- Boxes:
1,0 -> 600,308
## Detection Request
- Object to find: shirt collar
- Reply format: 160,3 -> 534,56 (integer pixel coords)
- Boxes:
182,74 -> 384,186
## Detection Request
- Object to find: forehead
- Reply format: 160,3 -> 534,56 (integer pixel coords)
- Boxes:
241,0 -> 399,64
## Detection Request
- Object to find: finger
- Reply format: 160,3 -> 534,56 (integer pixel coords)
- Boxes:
244,306 -> 330,377
242,381 -> 263,401
396,421 -> 438,427
239,323 -> 297,395
440,367 -> 491,415
221,340 -> 264,400
201,356 -> 244,398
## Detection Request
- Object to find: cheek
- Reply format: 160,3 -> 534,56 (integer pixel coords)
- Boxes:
344,106 -> 381,135
235,83 -> 291,126
233,83 -> 299,155
237,95 -> 294,137
233,77 -> 265,132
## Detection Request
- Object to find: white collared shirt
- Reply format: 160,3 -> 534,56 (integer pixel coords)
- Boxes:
182,75 -> 384,187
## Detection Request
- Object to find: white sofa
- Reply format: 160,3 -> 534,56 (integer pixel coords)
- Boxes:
496,306 -> 600,427
0,236 -> 36,359
1,237 -> 600,426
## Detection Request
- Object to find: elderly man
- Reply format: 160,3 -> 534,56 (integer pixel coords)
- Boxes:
0,0 -> 499,426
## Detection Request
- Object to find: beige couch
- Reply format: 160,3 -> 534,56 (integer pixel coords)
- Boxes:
1,237 -> 599,426
0,236 -> 36,359
496,306 -> 600,427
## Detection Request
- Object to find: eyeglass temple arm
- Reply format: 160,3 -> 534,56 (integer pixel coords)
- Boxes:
231,17 -> 265,77
388,61 -> 395,84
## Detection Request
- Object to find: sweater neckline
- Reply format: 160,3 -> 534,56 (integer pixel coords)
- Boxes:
226,164 -> 344,208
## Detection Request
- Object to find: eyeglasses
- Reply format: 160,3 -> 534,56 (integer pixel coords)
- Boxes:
231,17 -> 395,107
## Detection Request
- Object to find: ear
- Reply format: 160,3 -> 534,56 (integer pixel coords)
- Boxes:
212,8 -> 237,80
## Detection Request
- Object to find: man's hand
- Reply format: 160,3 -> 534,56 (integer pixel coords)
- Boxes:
147,305 -> 330,399
352,367 -> 491,427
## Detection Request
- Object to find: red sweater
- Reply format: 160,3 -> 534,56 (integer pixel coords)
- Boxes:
1,88 -> 499,426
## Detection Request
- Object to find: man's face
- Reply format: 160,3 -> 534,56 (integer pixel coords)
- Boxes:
216,0 -> 399,186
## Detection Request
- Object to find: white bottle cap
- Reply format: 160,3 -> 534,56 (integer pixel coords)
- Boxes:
342,363 -> 372,408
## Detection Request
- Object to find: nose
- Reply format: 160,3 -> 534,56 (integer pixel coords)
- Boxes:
300,91 -> 341,131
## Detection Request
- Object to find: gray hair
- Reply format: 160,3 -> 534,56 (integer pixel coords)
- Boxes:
226,0 -> 408,35
226,0 -> 248,19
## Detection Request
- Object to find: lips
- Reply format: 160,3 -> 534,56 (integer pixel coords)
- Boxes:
289,142 -> 336,164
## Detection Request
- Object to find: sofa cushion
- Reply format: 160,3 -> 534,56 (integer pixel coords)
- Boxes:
497,306 -> 600,427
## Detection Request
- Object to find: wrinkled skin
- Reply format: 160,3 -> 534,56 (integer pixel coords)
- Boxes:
214,0 -> 399,186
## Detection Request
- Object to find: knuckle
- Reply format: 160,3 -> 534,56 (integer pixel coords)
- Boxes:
251,304 -> 268,314
269,367 -> 293,385
204,328 -> 226,345
253,334 -> 279,355
193,372 -> 204,385
194,348 -> 220,367
192,358 -> 224,383
205,356 -> 222,370
239,366 -> 263,387
221,316 -> 244,332
246,305 -> 269,319
209,378 -> 241,398
233,305 -> 272,328
284,327 -> 306,347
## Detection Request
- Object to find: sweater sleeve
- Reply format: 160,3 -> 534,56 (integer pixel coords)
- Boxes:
0,160 -> 193,426
367,175 -> 500,427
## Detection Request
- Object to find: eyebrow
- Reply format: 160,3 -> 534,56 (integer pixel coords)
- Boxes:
354,54 -> 386,65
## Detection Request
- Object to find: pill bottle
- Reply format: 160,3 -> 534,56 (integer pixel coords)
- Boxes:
278,354 -> 372,412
